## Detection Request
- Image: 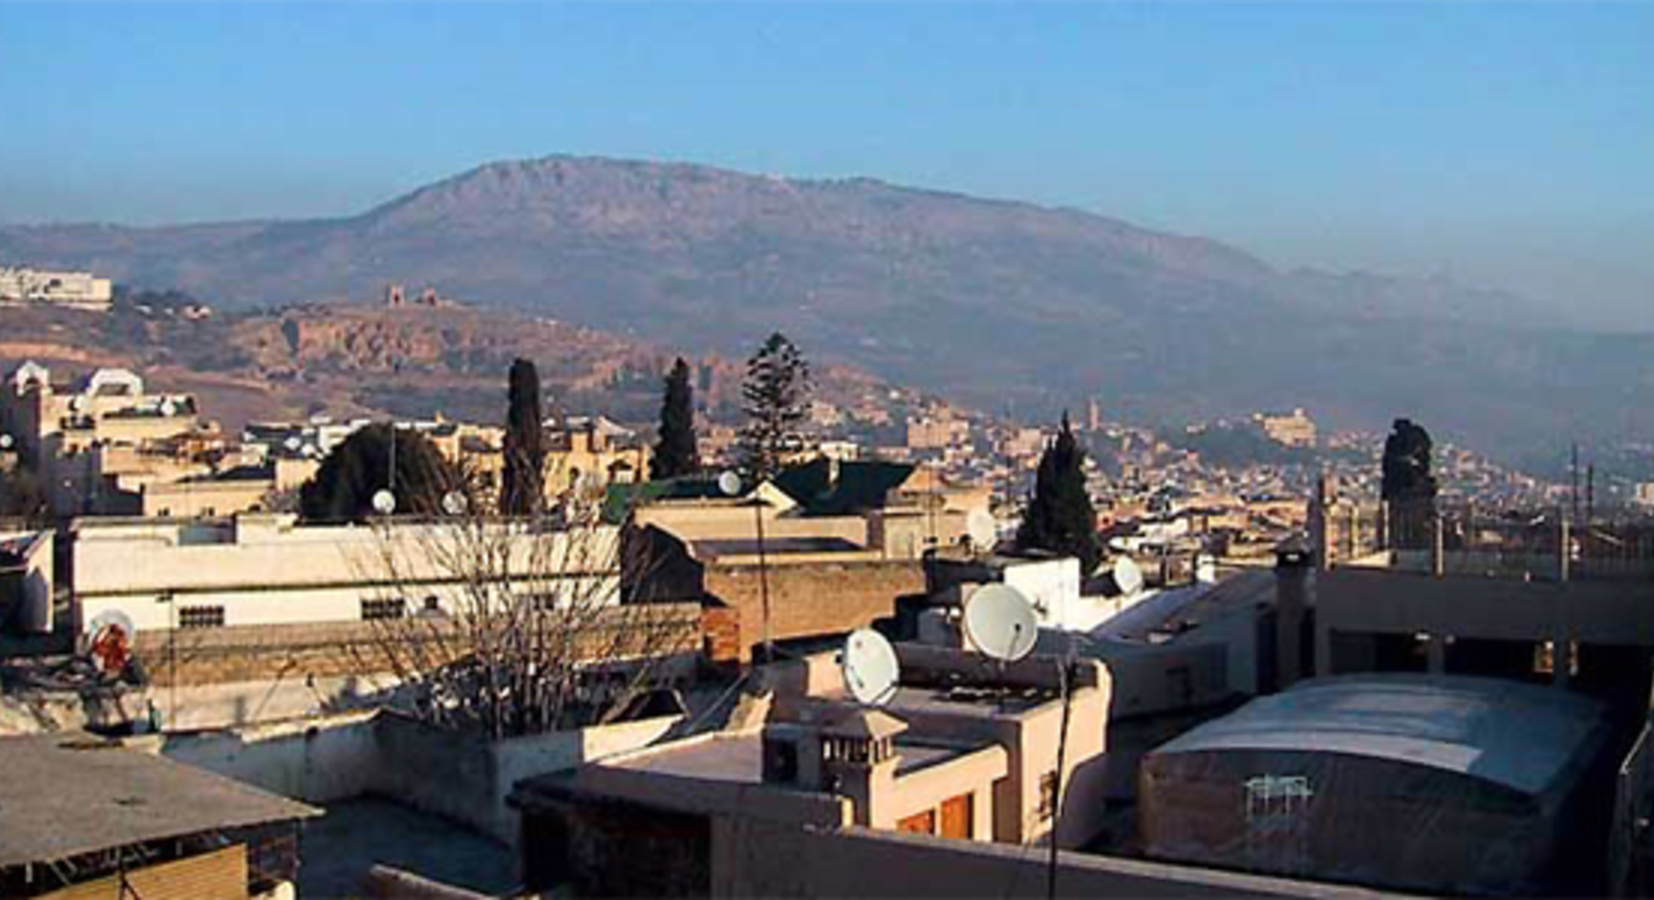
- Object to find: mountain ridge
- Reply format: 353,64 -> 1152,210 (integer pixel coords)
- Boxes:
2,153 -> 1648,456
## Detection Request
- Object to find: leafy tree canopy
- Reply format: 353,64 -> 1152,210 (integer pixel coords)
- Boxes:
300,423 -> 461,523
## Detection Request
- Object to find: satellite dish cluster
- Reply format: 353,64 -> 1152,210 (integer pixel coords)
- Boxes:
839,580 -> 1041,710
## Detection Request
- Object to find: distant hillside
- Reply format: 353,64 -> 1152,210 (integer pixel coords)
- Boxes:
0,301 -> 898,433
3,154 -> 1650,456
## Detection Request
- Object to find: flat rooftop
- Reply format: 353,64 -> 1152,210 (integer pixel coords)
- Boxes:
605,728 -> 984,783
0,733 -> 320,869
887,684 -> 1053,719
692,537 -> 866,558
609,732 -> 766,784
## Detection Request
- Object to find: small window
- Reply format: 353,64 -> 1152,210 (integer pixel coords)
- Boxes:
1037,770 -> 1059,821
361,597 -> 407,621
178,605 -> 225,629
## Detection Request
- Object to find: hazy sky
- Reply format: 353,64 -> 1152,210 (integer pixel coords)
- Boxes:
2,2 -> 1650,328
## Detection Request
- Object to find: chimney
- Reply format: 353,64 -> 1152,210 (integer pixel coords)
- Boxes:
1274,541 -> 1312,689
817,709 -> 907,827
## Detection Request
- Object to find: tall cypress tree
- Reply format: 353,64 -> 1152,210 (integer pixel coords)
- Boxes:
652,357 -> 700,480
502,358 -> 546,516
737,332 -> 810,481
1017,413 -> 1102,573
1381,417 -> 1438,549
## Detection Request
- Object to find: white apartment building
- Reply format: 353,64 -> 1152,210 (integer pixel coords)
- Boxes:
73,514 -> 622,634
0,266 -> 114,311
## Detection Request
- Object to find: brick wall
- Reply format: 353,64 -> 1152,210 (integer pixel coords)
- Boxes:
700,603 -> 742,666
704,559 -> 924,661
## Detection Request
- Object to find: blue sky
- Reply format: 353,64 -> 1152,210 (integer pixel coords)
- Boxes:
1,2 -> 1650,327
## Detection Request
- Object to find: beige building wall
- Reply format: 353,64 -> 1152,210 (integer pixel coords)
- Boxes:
73,516 -> 621,633
140,479 -> 273,518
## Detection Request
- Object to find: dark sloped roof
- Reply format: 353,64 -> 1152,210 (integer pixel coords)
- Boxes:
0,733 -> 320,868
602,477 -> 728,523
772,458 -> 914,516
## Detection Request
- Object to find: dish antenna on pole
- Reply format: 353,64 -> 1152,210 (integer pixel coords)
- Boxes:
841,628 -> 900,706
371,489 -> 397,516
963,583 -> 1039,662
717,470 -> 743,498
965,508 -> 996,551
1112,555 -> 1145,597
441,491 -> 469,517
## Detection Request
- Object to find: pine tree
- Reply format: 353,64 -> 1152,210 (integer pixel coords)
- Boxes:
1381,418 -> 1438,549
1017,413 -> 1103,573
651,357 -> 700,480
299,423 -> 458,523
737,332 -> 811,481
502,358 -> 547,516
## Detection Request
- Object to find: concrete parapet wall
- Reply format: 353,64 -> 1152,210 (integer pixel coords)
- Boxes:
147,707 -> 684,848
722,824 -> 1402,898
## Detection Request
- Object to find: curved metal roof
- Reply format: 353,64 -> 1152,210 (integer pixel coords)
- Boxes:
1150,674 -> 1607,796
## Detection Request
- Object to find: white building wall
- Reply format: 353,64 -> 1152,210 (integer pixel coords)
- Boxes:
74,516 -> 621,633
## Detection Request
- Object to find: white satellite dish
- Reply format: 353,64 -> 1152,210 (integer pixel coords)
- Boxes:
841,628 -> 900,706
965,508 -> 996,550
964,584 -> 1039,662
441,490 -> 469,517
371,489 -> 397,516
0,434 -> 13,450
1112,555 -> 1145,596
68,395 -> 87,413
160,398 -> 178,417
717,470 -> 743,497
283,436 -> 302,452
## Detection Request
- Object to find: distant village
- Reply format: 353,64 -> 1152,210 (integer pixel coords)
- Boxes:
3,271 -> 1654,900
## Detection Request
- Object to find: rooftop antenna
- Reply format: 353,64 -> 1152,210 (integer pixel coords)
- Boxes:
962,580 -> 1074,900
1570,442 -> 1580,526
840,628 -> 900,706
720,470 -> 773,661
965,508 -> 996,555
962,583 -> 1038,663
1586,463 -> 1596,527
1111,555 -> 1145,597
371,489 -> 397,517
